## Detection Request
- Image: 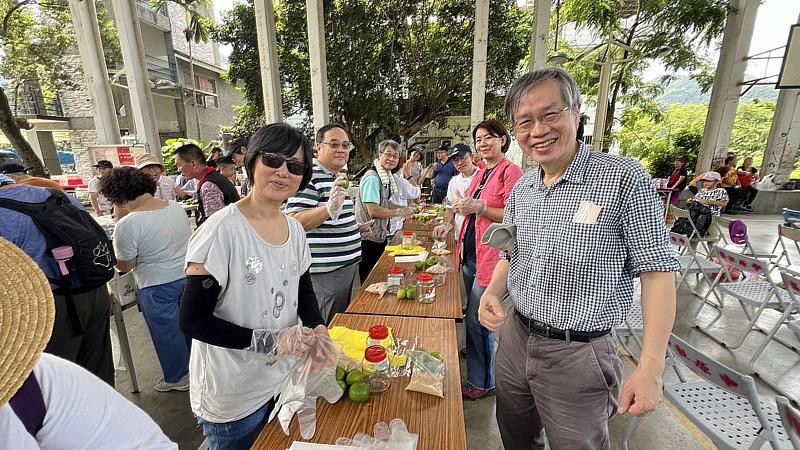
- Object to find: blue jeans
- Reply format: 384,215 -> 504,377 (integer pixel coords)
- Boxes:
462,258 -> 476,301
463,265 -> 496,390
197,399 -> 275,450
137,277 -> 191,383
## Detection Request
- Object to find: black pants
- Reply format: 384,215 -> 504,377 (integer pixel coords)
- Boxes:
359,239 -> 387,283
47,287 -> 114,386
740,186 -> 758,206
723,187 -> 740,212
431,186 -> 448,204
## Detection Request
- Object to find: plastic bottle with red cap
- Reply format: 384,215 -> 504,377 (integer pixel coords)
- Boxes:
401,231 -> 414,249
416,273 -> 436,303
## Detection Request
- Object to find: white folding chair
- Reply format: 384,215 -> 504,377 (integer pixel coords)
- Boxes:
694,246 -> 792,350
670,232 -> 722,300
670,205 -> 720,256
715,216 -> 778,260
616,302 -> 644,362
774,226 -> 800,274
777,396 -> 800,450
109,271 -> 140,393
665,334 -> 791,449
745,270 -> 800,376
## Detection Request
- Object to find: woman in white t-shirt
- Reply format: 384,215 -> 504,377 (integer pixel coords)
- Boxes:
99,166 -> 192,393
180,123 -> 325,450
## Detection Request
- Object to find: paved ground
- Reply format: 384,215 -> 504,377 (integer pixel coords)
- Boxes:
109,214 -> 796,449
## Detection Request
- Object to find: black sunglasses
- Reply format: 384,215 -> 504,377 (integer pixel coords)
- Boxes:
260,152 -> 307,176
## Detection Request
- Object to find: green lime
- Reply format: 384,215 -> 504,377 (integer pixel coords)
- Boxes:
405,287 -> 416,299
430,351 -> 443,361
336,367 -> 346,381
337,379 -> 348,395
397,289 -> 406,299
415,261 -> 425,271
348,382 -> 370,403
346,370 -> 365,386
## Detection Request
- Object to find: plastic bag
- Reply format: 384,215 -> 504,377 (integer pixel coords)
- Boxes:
756,173 -> 778,191
405,350 -> 445,398
268,331 -> 343,439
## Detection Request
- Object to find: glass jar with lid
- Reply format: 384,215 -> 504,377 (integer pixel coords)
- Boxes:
386,266 -> 404,293
363,345 -> 391,393
401,231 -> 414,250
416,273 -> 436,303
367,324 -> 389,347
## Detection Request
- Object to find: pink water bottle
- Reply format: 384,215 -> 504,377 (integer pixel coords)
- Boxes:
52,246 -> 74,275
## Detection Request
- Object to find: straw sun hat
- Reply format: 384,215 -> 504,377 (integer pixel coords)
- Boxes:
134,153 -> 165,170
0,238 -> 55,406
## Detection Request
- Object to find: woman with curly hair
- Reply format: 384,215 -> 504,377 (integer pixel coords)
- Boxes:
100,166 -> 192,392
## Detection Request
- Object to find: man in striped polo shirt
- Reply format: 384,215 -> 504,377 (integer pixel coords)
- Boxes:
286,123 -> 362,323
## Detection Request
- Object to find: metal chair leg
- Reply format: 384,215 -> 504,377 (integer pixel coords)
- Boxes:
112,300 -> 140,393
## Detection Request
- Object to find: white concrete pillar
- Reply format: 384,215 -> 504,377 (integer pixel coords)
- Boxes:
254,0 -> 283,123
696,0 -> 760,174
529,0 -> 551,71
111,0 -> 162,158
592,56 -> 612,151
306,0 -> 330,131
470,0 -> 490,131
68,0 -> 121,145
762,89 -> 800,184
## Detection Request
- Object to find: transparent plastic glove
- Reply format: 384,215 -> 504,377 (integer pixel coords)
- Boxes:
432,223 -> 452,240
394,207 -> 414,219
247,325 -> 315,361
326,183 -> 346,221
269,332 -> 343,439
458,197 -> 487,216
358,219 -> 375,235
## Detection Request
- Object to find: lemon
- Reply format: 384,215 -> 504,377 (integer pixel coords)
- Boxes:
346,370 -> 365,386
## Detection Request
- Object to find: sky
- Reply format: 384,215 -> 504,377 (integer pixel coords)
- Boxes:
213,0 -> 799,81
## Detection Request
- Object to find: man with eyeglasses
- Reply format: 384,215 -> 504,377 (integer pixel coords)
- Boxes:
285,123 -> 362,323
478,68 -> 680,449
174,143 -> 240,226
431,143 -> 457,204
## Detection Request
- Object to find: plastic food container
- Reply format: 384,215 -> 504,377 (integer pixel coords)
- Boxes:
416,273 -> 436,304
363,345 -> 391,393
386,266 -> 404,293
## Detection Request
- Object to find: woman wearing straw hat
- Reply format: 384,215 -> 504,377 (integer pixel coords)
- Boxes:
100,167 -> 192,392
135,153 -> 188,202
0,238 -> 177,449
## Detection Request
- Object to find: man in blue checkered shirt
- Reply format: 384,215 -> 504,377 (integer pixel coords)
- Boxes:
479,68 -> 681,450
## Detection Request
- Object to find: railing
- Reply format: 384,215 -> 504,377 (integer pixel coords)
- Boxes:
137,0 -> 167,16
10,87 -> 64,118
145,55 -> 178,83
136,0 -> 171,31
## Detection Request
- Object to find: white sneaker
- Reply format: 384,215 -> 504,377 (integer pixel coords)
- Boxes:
153,374 -> 190,392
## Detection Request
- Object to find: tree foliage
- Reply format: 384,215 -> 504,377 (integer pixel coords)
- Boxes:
558,0 -> 730,151
618,101 -> 778,177
215,0 -> 529,162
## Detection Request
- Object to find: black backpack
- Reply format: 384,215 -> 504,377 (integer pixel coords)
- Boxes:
0,188 -> 115,293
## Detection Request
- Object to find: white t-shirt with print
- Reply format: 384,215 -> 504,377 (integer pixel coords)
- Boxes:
113,201 -> 191,289
447,171 -> 476,236
184,204 -> 312,423
88,176 -> 113,215
0,353 -> 176,450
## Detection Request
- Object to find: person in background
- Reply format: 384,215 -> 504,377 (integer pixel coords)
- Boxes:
737,156 -> 759,211
453,121 -> 522,401
688,157 -> 723,195
88,160 -> 114,216
179,123 -> 326,449
666,156 -> 688,206
217,155 -> 239,187
389,145 -> 421,237
0,238 -> 177,449
0,174 -> 114,385
690,171 -> 729,216
430,143 -> 457,203
286,123 -> 363,323
175,174 -> 198,198
434,144 -> 478,252
718,155 -> 740,214
206,147 -> 223,168
135,154 -> 187,202
358,141 -> 414,282
0,163 -> 64,190
482,68 -> 679,449
174,144 -> 240,225
225,137 -> 248,167
407,146 -> 425,184
100,167 -> 192,393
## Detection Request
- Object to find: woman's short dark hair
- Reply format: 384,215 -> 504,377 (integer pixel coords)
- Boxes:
472,120 -> 511,153
244,123 -> 314,190
99,166 -> 156,204
724,156 -> 737,166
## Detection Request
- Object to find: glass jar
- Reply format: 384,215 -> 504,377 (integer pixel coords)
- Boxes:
401,231 -> 414,250
363,345 -> 391,393
416,273 -> 436,303
367,324 -> 389,347
386,266 -> 404,294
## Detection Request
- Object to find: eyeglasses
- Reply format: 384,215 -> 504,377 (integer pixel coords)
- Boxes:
513,105 -> 571,133
260,152 -> 307,176
320,141 -> 352,150
381,152 -> 400,160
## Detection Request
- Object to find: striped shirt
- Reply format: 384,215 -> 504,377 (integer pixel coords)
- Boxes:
285,160 -> 362,273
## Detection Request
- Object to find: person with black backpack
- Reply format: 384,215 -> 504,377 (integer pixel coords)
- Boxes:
0,174 -> 115,386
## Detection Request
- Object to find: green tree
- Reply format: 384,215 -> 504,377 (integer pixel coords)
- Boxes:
215,0 -> 529,162
559,0 -> 729,151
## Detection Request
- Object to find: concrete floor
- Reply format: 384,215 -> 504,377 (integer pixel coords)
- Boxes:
110,214 -> 797,449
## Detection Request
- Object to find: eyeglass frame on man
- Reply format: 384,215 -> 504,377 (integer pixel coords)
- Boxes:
512,105 -> 572,134
319,140 -> 352,151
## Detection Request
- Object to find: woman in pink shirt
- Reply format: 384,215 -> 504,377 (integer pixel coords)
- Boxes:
453,120 -> 523,400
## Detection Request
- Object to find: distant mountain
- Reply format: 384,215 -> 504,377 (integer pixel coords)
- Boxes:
654,74 -> 779,106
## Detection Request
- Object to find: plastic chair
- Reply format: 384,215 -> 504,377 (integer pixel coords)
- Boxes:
670,205 -> 720,255
670,232 -> 722,300
776,396 -> 800,449
664,334 -> 791,449
715,216 -> 778,260
773,226 -> 800,274
109,272 -> 140,393
616,302 -> 644,362
694,247 -> 791,350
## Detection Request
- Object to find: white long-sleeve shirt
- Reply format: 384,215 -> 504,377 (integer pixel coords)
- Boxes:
389,174 -> 421,235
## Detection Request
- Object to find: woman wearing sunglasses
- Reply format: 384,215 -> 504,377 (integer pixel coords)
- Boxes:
180,123 -> 326,449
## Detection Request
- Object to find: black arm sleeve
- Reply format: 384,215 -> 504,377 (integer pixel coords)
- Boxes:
179,275 -> 253,349
297,269 -> 325,328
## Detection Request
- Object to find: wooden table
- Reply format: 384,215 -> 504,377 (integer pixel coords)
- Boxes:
401,217 -> 438,232
252,314 -> 467,450
346,230 -> 464,320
